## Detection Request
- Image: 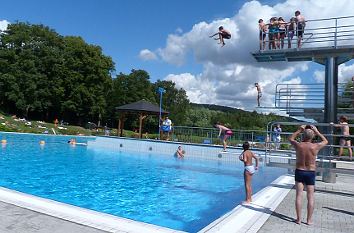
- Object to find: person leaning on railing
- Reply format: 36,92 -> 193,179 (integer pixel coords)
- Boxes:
268,17 -> 279,50
287,17 -> 297,48
278,17 -> 286,49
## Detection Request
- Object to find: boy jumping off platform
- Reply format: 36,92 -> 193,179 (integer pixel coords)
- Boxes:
210,26 -> 231,47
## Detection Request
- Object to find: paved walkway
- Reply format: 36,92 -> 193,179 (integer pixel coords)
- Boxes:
0,201 -> 107,233
258,174 -> 354,233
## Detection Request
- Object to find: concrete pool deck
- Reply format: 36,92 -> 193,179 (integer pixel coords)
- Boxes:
258,174 -> 354,233
0,201 -> 107,233
0,174 -> 352,232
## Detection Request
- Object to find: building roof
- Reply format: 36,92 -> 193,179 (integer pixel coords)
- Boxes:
115,100 -> 168,115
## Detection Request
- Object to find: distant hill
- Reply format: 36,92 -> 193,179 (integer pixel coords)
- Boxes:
187,103 -> 297,130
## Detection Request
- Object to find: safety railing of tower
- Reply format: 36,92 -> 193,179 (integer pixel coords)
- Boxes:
266,121 -> 354,175
259,15 -> 354,51
274,82 -> 354,119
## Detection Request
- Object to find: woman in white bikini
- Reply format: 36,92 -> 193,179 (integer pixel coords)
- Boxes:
239,142 -> 259,204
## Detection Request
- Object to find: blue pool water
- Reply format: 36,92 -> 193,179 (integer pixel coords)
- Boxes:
0,133 -> 286,232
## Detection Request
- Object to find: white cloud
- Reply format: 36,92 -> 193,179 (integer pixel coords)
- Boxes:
152,0 -> 354,110
313,70 -> 325,83
314,63 -> 354,84
338,63 -> 354,83
0,20 -> 10,31
165,72 -> 217,104
138,49 -> 157,61
175,27 -> 183,34
166,63 -> 303,109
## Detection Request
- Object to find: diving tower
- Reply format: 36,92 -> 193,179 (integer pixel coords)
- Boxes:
253,15 -> 354,183
252,15 -> 354,124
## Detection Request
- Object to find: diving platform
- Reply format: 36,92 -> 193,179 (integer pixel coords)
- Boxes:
252,45 -> 354,64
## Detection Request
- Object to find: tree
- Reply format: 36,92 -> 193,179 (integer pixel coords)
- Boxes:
0,22 -> 114,125
0,22 -> 64,119
107,69 -> 156,129
152,80 -> 190,125
60,36 -> 114,125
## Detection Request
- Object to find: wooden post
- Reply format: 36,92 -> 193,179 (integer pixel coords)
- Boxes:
117,117 -> 121,137
117,113 -> 125,137
139,113 -> 143,139
138,113 -> 148,139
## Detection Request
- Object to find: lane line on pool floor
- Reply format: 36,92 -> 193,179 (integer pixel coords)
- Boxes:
198,174 -> 294,233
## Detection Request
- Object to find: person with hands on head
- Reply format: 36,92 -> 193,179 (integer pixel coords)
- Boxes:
176,145 -> 185,158
288,125 -> 328,225
239,141 -> 259,204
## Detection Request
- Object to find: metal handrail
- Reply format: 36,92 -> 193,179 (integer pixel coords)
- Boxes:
273,83 -> 354,119
266,121 -> 354,150
172,126 -> 267,148
259,15 -> 354,50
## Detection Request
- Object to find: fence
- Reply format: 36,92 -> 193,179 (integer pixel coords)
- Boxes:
172,126 -> 268,148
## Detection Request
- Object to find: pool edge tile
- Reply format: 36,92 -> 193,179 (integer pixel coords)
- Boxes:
198,174 -> 294,233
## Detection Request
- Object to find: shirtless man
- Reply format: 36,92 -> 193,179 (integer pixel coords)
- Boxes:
214,122 -> 233,151
338,116 -> 352,160
255,83 -> 262,107
258,19 -> 267,50
210,26 -> 231,47
239,141 -> 259,204
295,10 -> 306,48
289,125 -> 328,225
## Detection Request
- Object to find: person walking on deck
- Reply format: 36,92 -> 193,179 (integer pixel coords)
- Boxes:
214,122 -> 233,151
337,115 -> 352,160
273,124 -> 282,150
289,125 -> 328,225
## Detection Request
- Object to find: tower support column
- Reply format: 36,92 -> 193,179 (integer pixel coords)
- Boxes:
323,56 -> 338,183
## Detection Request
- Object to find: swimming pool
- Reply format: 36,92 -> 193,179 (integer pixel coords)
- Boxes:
0,133 -> 287,232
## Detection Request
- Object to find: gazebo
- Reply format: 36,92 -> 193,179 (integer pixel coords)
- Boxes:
115,100 -> 168,138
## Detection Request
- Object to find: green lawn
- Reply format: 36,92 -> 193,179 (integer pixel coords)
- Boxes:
0,112 -> 91,135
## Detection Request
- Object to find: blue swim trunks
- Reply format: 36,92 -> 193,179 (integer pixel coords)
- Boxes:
295,169 -> 315,185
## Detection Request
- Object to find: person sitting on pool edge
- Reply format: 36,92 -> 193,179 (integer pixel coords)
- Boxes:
175,146 -> 185,158
239,141 -> 259,204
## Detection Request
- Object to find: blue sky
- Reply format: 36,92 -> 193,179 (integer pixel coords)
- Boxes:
1,0 -> 354,110
1,0 -> 248,79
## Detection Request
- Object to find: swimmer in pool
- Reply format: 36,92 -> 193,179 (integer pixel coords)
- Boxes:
176,145 -> 185,158
68,138 -> 77,145
239,141 -> 259,204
